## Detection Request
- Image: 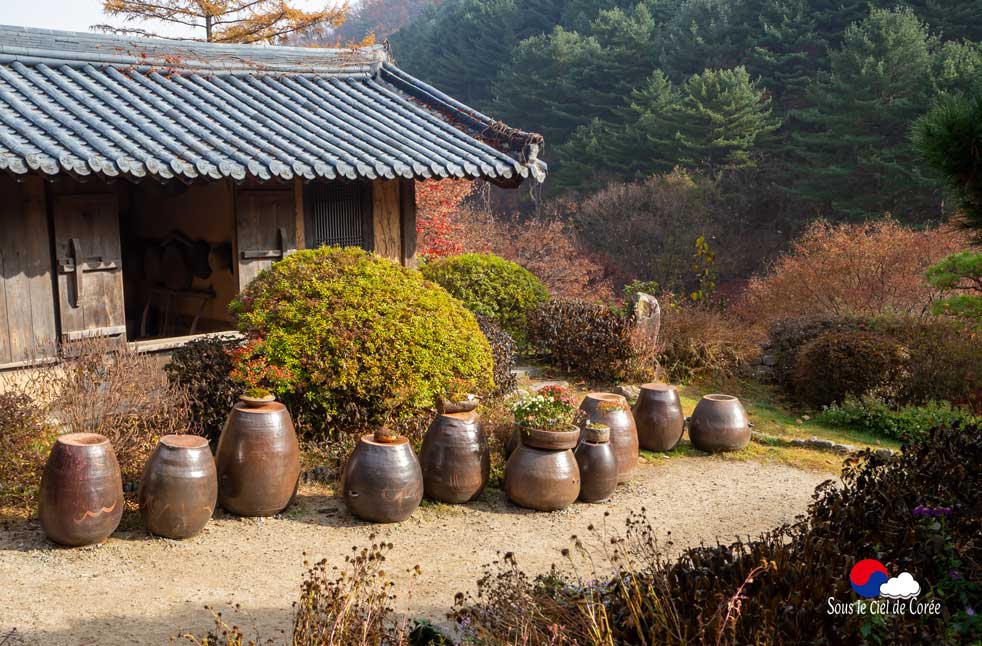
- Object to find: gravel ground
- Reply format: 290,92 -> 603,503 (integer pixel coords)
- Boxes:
0,457 -> 830,645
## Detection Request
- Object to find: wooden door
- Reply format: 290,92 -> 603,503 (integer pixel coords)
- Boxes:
0,176 -> 58,365
52,194 -> 126,342
236,190 -> 297,290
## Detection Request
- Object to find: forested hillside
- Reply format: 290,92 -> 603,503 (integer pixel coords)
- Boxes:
392,0 -> 982,225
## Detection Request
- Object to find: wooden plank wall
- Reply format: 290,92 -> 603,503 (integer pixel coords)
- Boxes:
0,175 -> 57,365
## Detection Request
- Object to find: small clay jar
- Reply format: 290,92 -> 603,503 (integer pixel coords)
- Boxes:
633,383 -> 685,452
688,394 -> 751,453
419,411 -> 489,503
139,434 -> 217,539
575,424 -> 617,503
342,435 -> 423,523
578,393 -> 639,482
39,433 -> 124,547
504,425 -> 580,511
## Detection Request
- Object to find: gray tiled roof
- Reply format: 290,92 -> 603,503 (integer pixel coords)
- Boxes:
0,25 -> 545,186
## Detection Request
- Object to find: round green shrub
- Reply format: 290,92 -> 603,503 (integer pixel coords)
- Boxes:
230,247 -> 494,434
792,329 -> 910,408
420,253 -> 548,341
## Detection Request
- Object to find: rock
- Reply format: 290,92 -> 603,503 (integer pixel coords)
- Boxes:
531,380 -> 571,392
761,353 -> 778,367
511,365 -> 544,379
749,365 -> 776,383
831,443 -> 854,454
874,448 -> 893,459
808,438 -> 835,451
632,292 -> 661,345
615,384 -> 642,401
790,438 -> 807,447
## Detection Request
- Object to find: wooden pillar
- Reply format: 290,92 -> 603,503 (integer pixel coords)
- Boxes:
399,179 -> 417,268
293,177 -> 305,250
372,179 -> 401,262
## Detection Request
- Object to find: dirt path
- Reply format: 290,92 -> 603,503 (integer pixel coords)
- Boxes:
0,458 -> 829,645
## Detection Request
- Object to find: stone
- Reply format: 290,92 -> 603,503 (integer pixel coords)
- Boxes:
511,365 -> 545,379
790,438 -> 807,447
809,438 -> 835,450
615,384 -> 642,401
632,292 -> 661,345
875,448 -> 893,459
761,353 -> 778,367
831,443 -> 854,454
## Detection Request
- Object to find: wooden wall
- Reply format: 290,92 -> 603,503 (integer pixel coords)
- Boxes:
0,176 -> 58,366
372,179 -> 402,262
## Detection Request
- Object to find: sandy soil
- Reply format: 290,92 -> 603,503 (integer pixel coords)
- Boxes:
0,457 -> 829,645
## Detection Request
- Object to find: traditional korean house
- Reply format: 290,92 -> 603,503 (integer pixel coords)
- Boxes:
0,25 -> 545,368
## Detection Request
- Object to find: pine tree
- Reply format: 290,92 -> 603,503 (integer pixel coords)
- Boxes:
652,66 -> 781,174
787,7 -> 943,222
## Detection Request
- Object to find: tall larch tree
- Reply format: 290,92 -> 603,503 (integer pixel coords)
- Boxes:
95,0 -> 347,43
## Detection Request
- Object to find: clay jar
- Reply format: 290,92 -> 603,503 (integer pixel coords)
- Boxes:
39,433 -> 124,547
578,392 -> 639,482
342,434 -> 423,523
574,425 -> 618,503
505,425 -> 580,511
139,434 -> 217,539
688,394 -> 751,453
633,383 -> 685,452
419,411 -> 489,503
215,400 -> 300,516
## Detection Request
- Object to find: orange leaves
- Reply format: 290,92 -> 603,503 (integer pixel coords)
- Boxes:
97,0 -> 349,44
735,219 -> 971,329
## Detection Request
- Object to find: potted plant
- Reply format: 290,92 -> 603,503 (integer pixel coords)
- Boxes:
581,420 -> 610,444
436,378 -> 480,414
510,386 -> 584,450
228,339 -> 293,408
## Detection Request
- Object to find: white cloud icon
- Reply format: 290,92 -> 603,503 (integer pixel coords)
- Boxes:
880,572 -> 921,599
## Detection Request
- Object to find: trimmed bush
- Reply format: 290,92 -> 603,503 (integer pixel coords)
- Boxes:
230,247 -> 494,434
0,390 -> 57,512
526,299 -> 643,381
769,315 -> 982,411
165,335 -> 242,446
474,314 -> 517,396
420,253 -> 548,342
818,395 -> 981,441
792,329 -> 910,407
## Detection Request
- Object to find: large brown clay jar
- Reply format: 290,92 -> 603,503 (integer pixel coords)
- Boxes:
342,435 -> 423,523
215,401 -> 300,516
139,435 -> 217,539
505,426 -> 580,511
419,411 -> 489,503
633,383 -> 685,452
574,434 -> 618,503
39,433 -> 124,547
578,393 -> 639,482
688,394 -> 751,453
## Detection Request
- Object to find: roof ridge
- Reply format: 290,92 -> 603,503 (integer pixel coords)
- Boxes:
0,24 -> 387,74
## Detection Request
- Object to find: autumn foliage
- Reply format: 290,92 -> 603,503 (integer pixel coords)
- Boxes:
415,179 -> 477,259
416,180 -> 615,300
735,219 -> 969,329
